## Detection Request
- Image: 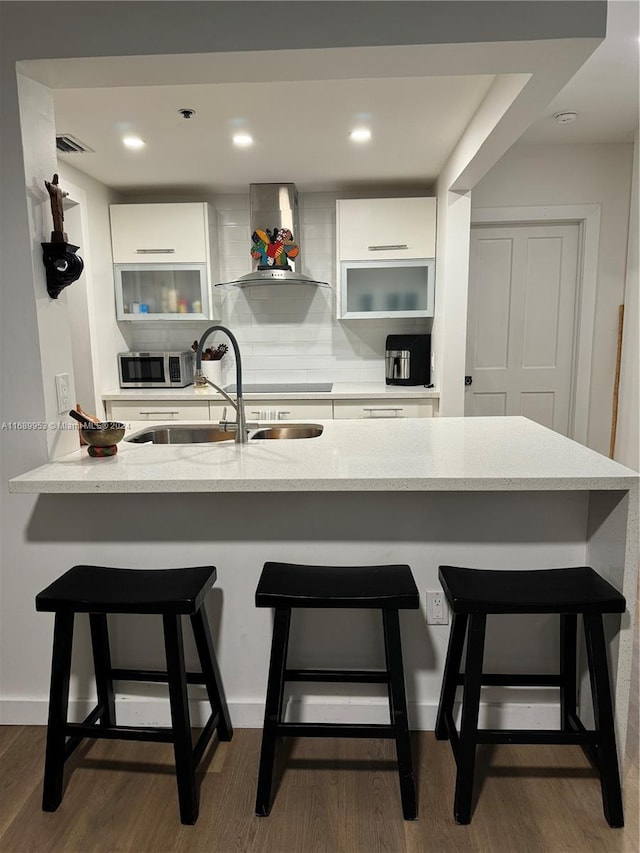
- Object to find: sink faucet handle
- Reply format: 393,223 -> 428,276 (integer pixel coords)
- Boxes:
221,406 -> 227,422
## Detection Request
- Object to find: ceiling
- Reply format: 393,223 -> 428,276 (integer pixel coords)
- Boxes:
53,75 -> 495,194
50,0 -> 638,196
519,0 -> 638,144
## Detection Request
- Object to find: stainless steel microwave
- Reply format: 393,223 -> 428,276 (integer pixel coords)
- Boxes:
118,351 -> 194,388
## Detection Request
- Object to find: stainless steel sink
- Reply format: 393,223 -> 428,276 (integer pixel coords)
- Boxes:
126,425 -> 236,444
125,423 -> 323,444
250,425 -> 323,440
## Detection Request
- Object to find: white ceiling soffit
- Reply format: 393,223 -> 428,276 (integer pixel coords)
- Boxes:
17,0 -> 608,89
21,8 -> 605,195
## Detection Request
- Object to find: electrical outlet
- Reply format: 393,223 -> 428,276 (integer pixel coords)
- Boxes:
55,373 -> 70,414
426,590 -> 448,625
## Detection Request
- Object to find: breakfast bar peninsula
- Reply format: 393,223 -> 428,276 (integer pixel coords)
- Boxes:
8,416 -> 638,755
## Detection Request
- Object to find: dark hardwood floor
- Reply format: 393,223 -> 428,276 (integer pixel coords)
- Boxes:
0,723 -> 637,853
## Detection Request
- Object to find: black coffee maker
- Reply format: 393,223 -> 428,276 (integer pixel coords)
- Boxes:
385,334 -> 431,386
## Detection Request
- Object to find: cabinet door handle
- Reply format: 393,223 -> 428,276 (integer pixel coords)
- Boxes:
362,407 -> 404,416
139,409 -> 179,417
135,248 -> 176,254
367,244 -> 408,251
251,410 -> 291,419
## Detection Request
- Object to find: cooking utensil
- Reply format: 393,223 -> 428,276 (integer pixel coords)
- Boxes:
69,409 -> 99,427
72,404 -> 102,446
76,403 -> 101,425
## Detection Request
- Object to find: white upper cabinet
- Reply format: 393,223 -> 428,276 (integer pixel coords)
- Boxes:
337,197 -> 436,261
109,203 -> 219,321
110,203 -> 210,263
336,197 -> 436,319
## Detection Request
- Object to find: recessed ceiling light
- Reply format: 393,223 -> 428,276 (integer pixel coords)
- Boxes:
122,136 -> 145,149
350,128 -> 372,143
233,133 -> 254,147
553,111 -> 577,125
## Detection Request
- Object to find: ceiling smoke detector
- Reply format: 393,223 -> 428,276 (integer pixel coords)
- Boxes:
554,111 -> 578,125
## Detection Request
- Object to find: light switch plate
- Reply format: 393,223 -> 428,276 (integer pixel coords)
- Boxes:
55,373 -> 70,414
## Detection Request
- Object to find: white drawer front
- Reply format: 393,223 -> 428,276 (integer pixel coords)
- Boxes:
107,401 -> 211,421
333,399 -> 435,419
244,401 -> 333,421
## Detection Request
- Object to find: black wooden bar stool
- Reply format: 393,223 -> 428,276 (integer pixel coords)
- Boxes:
254,561 -> 420,819
35,565 -> 233,825
434,565 -> 626,827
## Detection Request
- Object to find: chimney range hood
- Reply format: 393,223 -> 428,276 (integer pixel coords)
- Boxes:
216,183 -> 329,288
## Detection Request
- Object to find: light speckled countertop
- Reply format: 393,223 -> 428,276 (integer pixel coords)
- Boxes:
102,382 -> 439,401
8,417 -> 637,494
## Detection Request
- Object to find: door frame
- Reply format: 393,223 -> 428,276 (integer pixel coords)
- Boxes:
470,204 -> 600,445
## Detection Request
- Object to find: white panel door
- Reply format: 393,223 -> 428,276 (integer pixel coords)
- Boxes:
465,223 -> 579,435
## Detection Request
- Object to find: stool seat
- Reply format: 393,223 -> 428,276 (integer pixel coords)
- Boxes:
439,565 -> 626,615
256,562 -> 419,609
255,561 -> 419,820
36,565 -> 216,614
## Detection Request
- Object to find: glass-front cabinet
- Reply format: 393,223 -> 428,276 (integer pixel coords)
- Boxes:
340,258 -> 435,319
114,264 -> 210,320
110,202 -> 219,322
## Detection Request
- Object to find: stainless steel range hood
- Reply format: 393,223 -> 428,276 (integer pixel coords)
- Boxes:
216,183 -> 329,288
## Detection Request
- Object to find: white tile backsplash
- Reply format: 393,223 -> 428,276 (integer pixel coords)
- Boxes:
221,224 -> 251,244
124,190 -> 432,385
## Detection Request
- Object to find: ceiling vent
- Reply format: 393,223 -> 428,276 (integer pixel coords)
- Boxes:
56,134 -> 94,154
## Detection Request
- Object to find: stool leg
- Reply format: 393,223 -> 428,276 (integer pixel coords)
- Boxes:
583,613 -> 624,828
89,613 -> 115,727
42,612 -> 74,811
435,613 -> 468,740
190,607 -> 233,741
382,608 -> 417,820
454,613 -> 486,825
255,607 -> 292,817
163,614 -> 198,825
559,614 -> 577,731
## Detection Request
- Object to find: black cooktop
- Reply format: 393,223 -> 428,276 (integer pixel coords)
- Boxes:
224,383 -> 333,393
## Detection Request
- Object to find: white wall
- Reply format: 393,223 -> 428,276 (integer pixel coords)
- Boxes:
15,74 -> 79,460
471,142 -> 635,456
58,163 -> 126,414
431,190 -> 472,415
2,491 -> 590,731
614,137 -> 639,471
